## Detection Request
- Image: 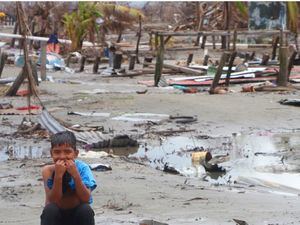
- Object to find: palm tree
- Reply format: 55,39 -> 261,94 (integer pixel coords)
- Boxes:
63,2 -> 101,51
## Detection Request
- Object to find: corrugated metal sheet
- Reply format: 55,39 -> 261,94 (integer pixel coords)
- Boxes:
39,109 -> 106,144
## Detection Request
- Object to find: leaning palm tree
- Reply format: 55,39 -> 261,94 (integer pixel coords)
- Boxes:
96,3 -> 144,43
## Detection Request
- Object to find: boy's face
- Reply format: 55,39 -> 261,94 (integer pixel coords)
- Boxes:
50,143 -> 78,163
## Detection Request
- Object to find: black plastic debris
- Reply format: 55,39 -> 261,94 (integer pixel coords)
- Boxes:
89,163 -> 112,172
86,135 -> 138,149
233,218 -> 249,225
170,116 -> 197,124
279,99 -> 300,107
163,163 -> 180,175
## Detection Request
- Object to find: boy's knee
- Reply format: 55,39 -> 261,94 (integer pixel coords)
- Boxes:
41,203 -> 60,218
76,203 -> 94,217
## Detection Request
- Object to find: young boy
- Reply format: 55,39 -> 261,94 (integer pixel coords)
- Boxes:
41,131 -> 97,225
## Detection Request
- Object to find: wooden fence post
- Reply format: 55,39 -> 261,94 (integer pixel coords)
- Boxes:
225,51 -> 237,86
129,54 -> 136,70
277,47 -> 288,86
93,54 -> 101,74
0,52 -> 8,78
209,52 -> 230,94
154,35 -> 164,86
40,42 -> 47,81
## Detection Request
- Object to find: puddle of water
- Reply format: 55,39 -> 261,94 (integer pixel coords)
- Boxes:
121,132 -> 300,193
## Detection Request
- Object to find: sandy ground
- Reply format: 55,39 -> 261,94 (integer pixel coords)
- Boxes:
1,58 -> 300,225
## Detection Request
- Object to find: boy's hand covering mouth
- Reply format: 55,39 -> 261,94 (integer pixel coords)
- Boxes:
55,160 -> 67,177
65,160 -> 78,178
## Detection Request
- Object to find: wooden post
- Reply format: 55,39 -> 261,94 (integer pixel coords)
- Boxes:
29,21 -> 35,50
79,55 -> 86,72
5,68 -> 25,96
187,54 -> 193,66
143,55 -> 153,68
209,52 -> 230,94
40,42 -> 47,81
30,60 -> 39,86
10,22 -> 18,48
272,36 -> 279,60
212,35 -> 216,49
201,35 -> 207,49
66,53 -> 72,67
129,54 -> 136,70
149,32 -> 153,51
287,50 -> 297,80
277,47 -> 288,86
154,32 -> 159,51
250,51 -> 256,60
154,35 -> 164,86
225,51 -> 237,87
113,52 -> 122,69
232,28 -> 237,51
0,52 -> 8,79
203,54 -> 210,66
261,54 -> 270,65
93,55 -> 101,74
135,15 -> 142,64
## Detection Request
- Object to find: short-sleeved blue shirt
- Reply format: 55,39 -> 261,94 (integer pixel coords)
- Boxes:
47,159 -> 97,204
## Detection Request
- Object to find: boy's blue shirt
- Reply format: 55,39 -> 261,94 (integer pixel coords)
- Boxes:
47,159 -> 97,204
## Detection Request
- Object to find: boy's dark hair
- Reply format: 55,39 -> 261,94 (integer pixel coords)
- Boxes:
50,131 -> 76,150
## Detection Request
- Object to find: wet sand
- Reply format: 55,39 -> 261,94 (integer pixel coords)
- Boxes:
1,62 -> 300,224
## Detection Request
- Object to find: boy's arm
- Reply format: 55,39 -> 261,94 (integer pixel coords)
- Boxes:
42,162 -> 65,204
65,160 -> 91,203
